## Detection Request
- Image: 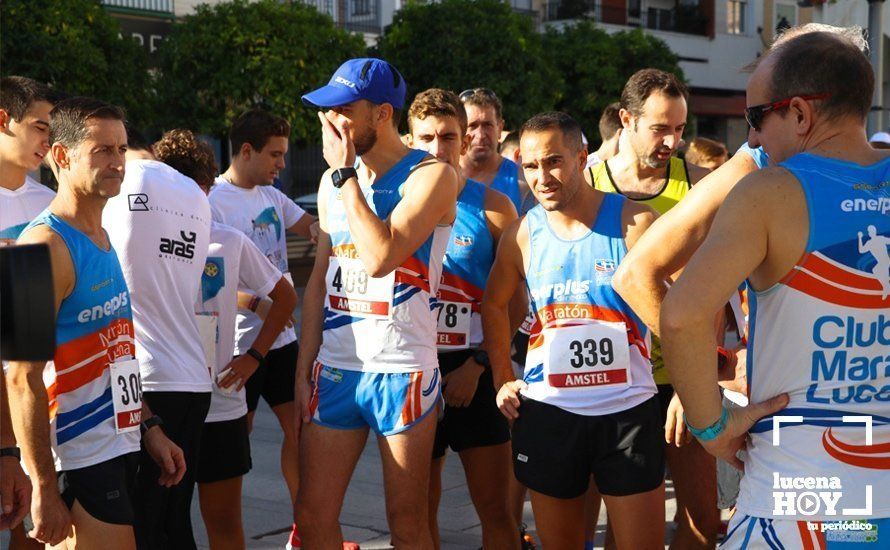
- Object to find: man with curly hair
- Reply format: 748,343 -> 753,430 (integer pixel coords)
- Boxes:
155,129 -> 298,550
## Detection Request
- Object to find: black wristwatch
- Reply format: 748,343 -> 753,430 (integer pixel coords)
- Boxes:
0,446 -> 21,460
245,347 -> 266,366
140,415 -> 164,436
331,167 -> 358,188
472,349 -> 491,371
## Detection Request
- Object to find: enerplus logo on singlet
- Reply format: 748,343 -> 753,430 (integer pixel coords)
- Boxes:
77,291 -> 130,323
529,278 -> 590,302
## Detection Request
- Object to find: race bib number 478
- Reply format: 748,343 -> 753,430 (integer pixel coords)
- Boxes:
544,322 -> 631,388
326,257 -> 394,319
436,301 -> 472,350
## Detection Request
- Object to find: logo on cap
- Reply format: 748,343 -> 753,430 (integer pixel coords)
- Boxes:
335,76 -> 356,89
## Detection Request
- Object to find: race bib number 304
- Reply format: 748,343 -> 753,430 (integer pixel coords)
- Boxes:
436,301 -> 472,350
326,257 -> 395,319
110,359 -> 142,434
544,322 -> 631,389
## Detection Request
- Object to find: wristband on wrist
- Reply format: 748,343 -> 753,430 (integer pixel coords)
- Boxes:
248,295 -> 261,312
245,347 -> 265,366
140,415 -> 163,436
0,446 -> 21,460
684,407 -> 728,442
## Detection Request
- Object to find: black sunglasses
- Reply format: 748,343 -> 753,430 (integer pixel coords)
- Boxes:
744,93 -> 830,131
459,88 -> 498,102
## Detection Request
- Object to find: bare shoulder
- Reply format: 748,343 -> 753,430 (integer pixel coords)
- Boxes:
407,157 -> 458,189
17,223 -> 75,299
620,199 -> 658,249
730,165 -> 799,200
18,223 -> 64,251
719,166 -> 805,228
685,161 -> 711,184
621,198 -> 658,227
484,186 -> 518,217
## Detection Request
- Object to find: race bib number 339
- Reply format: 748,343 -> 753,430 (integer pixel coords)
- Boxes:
326,257 -> 395,319
110,359 -> 142,434
544,322 -> 631,388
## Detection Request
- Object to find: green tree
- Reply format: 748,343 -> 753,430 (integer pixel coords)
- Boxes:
542,22 -> 684,142
154,0 -> 366,143
0,0 -> 152,126
376,0 -> 560,129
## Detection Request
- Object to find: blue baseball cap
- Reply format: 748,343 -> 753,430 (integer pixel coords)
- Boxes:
302,58 -> 407,110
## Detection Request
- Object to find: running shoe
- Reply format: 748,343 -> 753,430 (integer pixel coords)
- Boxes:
285,524 -> 361,550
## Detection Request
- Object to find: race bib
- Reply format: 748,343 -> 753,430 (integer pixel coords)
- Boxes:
519,306 -> 536,335
110,359 -> 142,434
435,301 -> 472,350
195,313 -> 218,374
543,322 -> 631,389
326,257 -> 394,319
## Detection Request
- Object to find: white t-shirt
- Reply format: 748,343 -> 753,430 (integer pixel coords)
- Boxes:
102,159 -> 212,392
0,176 -> 55,244
208,178 -> 306,353
197,222 -> 281,422
1,176 -> 55,375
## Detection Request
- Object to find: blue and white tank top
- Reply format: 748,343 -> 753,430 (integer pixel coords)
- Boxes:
22,212 -> 140,471
492,158 -> 522,212
738,153 -> 890,520
318,149 -> 451,372
437,180 -> 495,350
521,193 -> 656,415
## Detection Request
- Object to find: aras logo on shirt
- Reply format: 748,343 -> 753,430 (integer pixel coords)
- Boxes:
159,231 -> 196,260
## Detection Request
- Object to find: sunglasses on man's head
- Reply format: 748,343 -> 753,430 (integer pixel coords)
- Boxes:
744,93 -> 830,132
459,88 -> 498,102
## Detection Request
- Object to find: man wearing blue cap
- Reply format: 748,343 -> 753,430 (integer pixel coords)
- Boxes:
295,59 -> 459,549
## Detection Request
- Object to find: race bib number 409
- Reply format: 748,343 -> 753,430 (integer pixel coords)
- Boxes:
326,257 -> 394,319
110,359 -> 142,434
544,322 -> 631,388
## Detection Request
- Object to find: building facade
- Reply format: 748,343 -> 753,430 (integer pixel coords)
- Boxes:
102,1 -> 886,151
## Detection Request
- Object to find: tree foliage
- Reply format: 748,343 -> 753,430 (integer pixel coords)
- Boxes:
376,0 -> 560,129
0,0 -> 152,126
542,21 -> 684,142
153,0 -> 366,143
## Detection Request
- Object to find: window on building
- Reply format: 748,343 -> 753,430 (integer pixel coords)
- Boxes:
352,0 -> 371,16
774,2 -> 797,37
628,0 -> 642,19
727,0 -> 746,34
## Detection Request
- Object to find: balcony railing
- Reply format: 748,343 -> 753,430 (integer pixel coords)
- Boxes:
304,0 -> 383,34
101,0 -> 173,13
543,0 -> 709,36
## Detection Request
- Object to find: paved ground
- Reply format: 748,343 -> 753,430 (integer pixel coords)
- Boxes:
0,400 -> 695,549
189,401 -> 688,549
